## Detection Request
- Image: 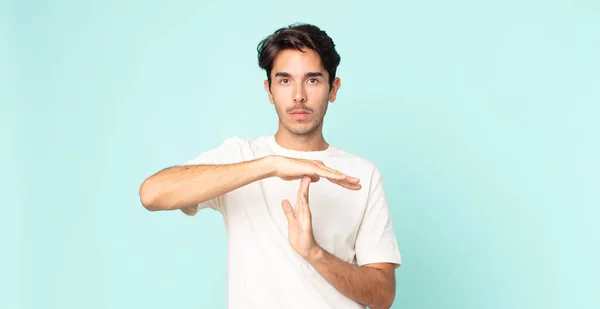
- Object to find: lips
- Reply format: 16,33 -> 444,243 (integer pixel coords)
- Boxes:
290,110 -> 311,120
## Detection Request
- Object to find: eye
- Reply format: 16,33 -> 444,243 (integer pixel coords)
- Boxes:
280,78 -> 290,84
308,78 -> 319,84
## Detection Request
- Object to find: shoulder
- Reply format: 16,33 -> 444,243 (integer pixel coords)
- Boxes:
212,135 -> 259,153
218,135 -> 249,146
193,136 -> 253,163
213,135 -> 272,161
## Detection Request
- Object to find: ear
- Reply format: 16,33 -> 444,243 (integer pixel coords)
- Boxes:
264,80 -> 274,104
328,77 -> 341,103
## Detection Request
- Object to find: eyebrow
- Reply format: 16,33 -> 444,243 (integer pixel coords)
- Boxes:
274,72 -> 324,78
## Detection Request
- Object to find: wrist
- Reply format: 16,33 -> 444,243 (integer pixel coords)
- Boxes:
260,155 -> 280,178
305,245 -> 325,265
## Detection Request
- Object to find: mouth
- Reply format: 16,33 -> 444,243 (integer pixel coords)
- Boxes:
290,110 -> 311,120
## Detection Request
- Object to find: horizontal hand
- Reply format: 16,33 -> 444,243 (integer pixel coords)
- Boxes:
271,155 -> 361,190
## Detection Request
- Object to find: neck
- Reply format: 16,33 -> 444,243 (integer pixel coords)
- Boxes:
274,126 -> 329,152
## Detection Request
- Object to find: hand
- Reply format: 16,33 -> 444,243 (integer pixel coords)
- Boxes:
282,176 -> 322,260
271,155 -> 361,190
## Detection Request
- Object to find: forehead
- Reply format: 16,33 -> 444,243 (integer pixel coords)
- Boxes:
271,48 -> 326,76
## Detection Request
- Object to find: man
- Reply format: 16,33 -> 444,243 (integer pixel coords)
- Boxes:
139,23 -> 402,309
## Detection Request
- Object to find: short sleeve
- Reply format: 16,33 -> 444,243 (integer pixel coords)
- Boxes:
355,167 -> 402,268
179,137 -> 246,216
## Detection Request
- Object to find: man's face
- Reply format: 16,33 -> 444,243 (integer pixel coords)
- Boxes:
264,48 -> 341,136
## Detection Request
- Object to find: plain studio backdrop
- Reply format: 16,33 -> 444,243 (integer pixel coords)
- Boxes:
2,1 -> 599,308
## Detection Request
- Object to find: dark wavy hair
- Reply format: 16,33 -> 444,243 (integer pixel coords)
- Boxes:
257,23 -> 341,89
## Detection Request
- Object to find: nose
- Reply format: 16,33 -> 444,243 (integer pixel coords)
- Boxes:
293,84 -> 307,104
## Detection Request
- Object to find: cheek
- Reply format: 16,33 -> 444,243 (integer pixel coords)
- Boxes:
306,88 -> 331,107
270,88 -> 288,103
306,85 -> 329,96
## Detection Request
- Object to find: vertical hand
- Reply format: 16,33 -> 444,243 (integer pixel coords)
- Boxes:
282,175 -> 321,260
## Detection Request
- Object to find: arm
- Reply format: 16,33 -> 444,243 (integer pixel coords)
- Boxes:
139,156 -> 275,211
308,249 -> 396,309
139,155 -> 360,211
282,176 -> 398,309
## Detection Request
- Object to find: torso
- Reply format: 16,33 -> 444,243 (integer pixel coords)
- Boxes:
216,136 -> 377,309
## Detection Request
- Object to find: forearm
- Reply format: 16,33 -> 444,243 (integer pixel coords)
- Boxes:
307,248 -> 395,309
139,156 -> 275,210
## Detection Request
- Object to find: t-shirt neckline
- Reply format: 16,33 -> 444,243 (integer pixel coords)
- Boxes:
267,135 -> 337,159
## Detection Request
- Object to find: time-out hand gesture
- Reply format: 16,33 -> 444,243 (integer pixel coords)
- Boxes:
282,176 -> 321,260
272,156 -> 361,191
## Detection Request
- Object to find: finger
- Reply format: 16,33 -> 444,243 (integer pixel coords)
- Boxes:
318,171 -> 361,187
298,176 -> 311,202
328,178 -> 363,191
314,165 -> 360,184
281,199 -> 296,223
343,175 -> 361,184
313,161 -> 355,179
315,162 -> 343,176
326,169 -> 360,184
310,165 -> 361,188
295,176 -> 311,215
315,169 -> 347,181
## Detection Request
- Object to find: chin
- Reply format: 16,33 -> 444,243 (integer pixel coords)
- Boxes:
285,122 -> 320,136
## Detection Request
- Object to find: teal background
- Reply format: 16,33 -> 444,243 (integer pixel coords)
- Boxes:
2,0 -> 599,308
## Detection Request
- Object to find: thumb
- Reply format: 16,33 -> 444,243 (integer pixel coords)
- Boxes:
281,199 -> 296,223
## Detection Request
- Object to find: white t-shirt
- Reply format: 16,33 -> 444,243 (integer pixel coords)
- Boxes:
181,135 -> 402,309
